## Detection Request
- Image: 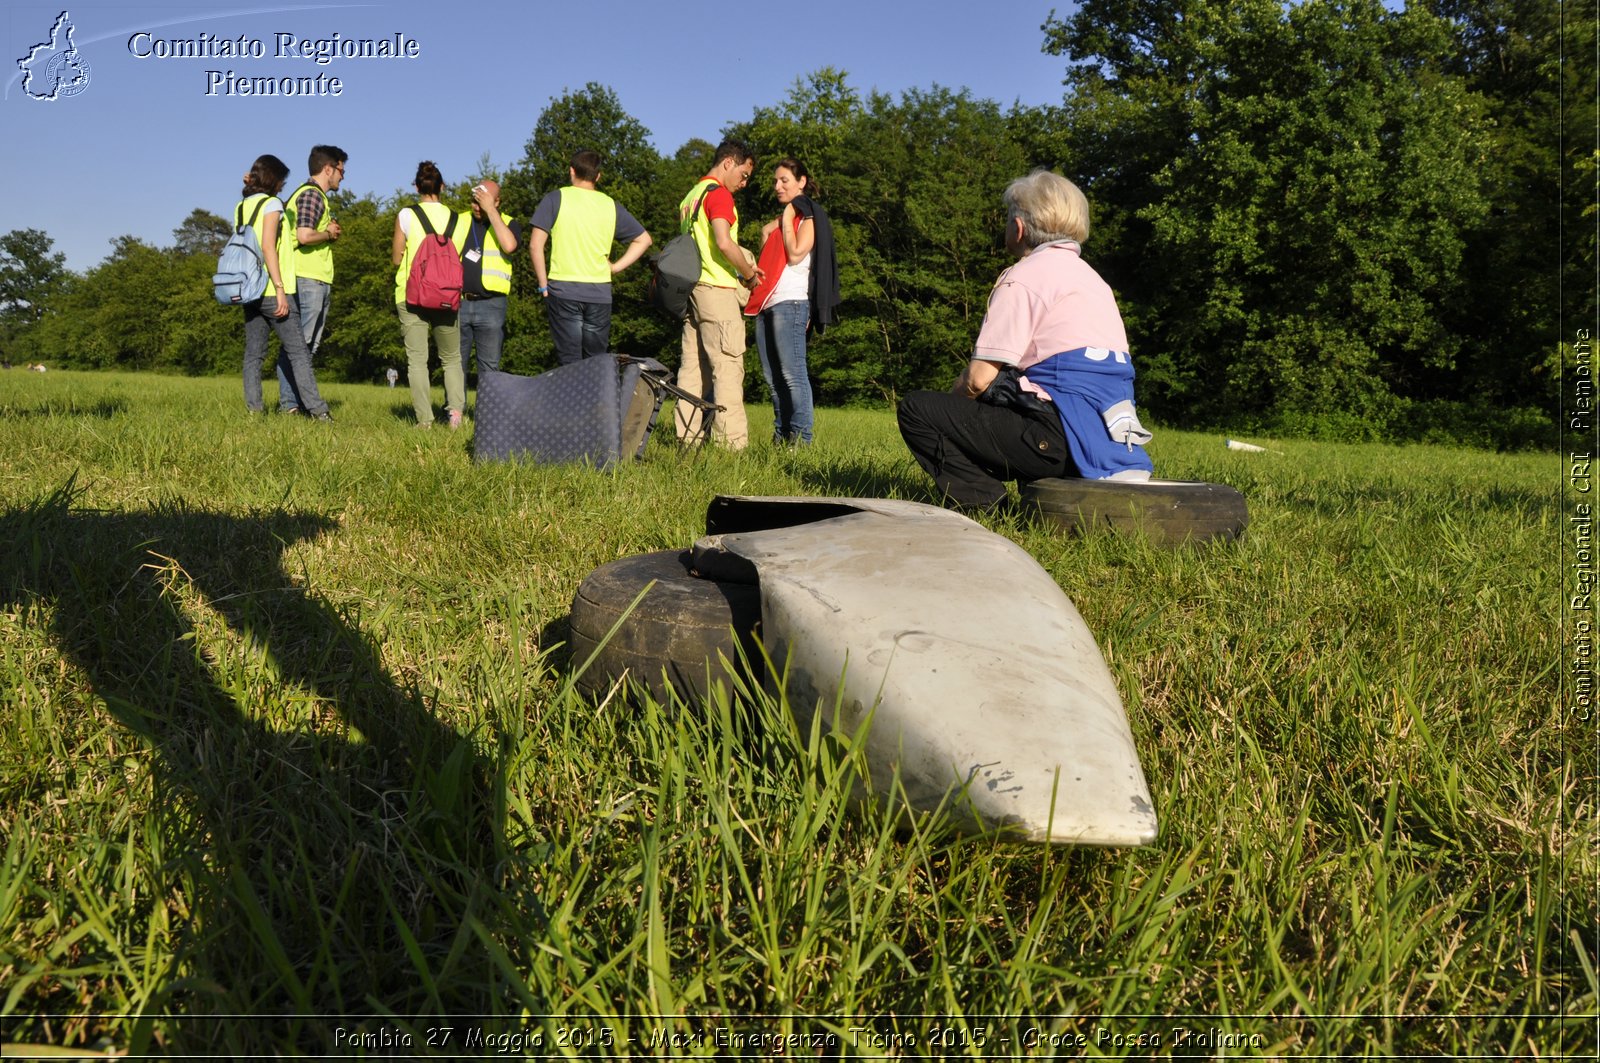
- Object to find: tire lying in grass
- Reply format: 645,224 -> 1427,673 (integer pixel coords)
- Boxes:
567,549 -> 763,702
1021,477 -> 1248,546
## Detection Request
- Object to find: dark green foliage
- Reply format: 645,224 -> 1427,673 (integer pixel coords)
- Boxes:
507,81 -> 658,218
0,228 -> 69,351
1045,0 -> 1505,436
729,77 -> 1028,404
28,237 -> 176,370
313,192 -> 412,384
1421,0 -> 1590,416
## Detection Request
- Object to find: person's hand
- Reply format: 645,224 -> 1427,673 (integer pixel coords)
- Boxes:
471,184 -> 498,212
272,293 -> 289,319
739,249 -> 761,288
781,202 -> 795,229
326,219 -> 342,242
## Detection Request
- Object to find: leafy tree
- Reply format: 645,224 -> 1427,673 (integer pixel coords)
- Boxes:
0,228 -> 69,334
644,137 -> 717,236
171,209 -> 232,258
733,80 -> 1026,403
1008,100 -> 1076,176
162,251 -> 238,374
1422,0 -> 1589,414
736,67 -> 863,182
506,82 -> 659,218
1045,0 -> 1492,432
30,237 -> 174,369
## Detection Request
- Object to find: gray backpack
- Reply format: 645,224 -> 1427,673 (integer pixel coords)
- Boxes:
647,185 -> 714,320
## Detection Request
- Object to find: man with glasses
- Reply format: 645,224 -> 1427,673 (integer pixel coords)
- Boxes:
674,139 -> 762,450
282,145 -> 348,415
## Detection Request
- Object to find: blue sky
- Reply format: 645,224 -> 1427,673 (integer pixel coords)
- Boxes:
2,0 -> 1077,272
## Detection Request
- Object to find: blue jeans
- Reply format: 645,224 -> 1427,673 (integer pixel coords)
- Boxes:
279,278 -> 331,412
545,296 -> 612,366
244,297 -> 327,416
459,294 -> 507,376
754,299 -> 813,443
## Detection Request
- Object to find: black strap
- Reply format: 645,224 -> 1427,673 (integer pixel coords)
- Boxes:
235,196 -> 268,231
410,204 -> 459,242
639,370 -> 723,412
616,354 -> 720,410
685,182 -> 715,228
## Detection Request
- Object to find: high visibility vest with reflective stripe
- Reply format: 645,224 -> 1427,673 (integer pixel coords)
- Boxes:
680,177 -> 739,289
393,202 -> 468,305
289,183 -> 334,284
548,188 -> 616,285
478,210 -> 515,294
241,193 -> 295,297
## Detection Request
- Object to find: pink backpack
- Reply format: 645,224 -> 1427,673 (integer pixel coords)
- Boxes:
405,206 -> 463,311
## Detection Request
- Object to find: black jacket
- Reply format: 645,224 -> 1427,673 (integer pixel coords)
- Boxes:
793,195 -> 840,334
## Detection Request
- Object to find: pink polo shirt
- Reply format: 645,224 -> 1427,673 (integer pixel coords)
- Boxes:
973,241 -> 1129,395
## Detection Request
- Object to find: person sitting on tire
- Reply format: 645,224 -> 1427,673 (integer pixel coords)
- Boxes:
897,171 -> 1153,511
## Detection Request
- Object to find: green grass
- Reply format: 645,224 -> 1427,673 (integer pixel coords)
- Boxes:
0,370 -> 1590,1057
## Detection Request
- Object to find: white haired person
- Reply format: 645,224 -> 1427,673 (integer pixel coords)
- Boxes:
897,171 -> 1152,510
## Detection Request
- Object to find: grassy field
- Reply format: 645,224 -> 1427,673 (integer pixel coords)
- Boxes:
0,370 -> 1590,1058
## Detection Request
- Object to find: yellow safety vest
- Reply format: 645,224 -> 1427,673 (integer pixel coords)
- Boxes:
477,210 -> 515,294
289,182 -> 334,284
680,177 -> 739,289
549,187 -> 616,285
393,202 -> 468,305
241,192 -> 295,298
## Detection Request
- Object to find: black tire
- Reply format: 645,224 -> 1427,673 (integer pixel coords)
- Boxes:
1022,478 -> 1249,545
568,550 -> 764,702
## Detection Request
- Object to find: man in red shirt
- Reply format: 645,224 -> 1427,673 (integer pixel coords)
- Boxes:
674,139 -> 762,449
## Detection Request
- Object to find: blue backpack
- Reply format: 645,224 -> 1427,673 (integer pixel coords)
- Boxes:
212,198 -> 270,305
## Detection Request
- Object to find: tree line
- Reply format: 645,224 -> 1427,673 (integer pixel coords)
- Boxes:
1,0 -> 1584,448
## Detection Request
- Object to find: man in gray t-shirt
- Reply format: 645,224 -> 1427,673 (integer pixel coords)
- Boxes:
529,149 -> 652,364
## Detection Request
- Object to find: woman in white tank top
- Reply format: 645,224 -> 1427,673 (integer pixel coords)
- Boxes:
747,158 -> 818,444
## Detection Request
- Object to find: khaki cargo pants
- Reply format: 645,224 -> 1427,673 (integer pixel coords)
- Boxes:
675,283 -> 748,449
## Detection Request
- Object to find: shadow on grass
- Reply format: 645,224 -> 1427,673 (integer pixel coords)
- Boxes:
0,480 -> 506,1053
0,397 -> 128,419
795,457 -> 929,502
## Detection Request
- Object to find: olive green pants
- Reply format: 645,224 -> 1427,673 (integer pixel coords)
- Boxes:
397,302 -> 463,425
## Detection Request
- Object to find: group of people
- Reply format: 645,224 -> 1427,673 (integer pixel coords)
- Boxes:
228,140 -> 1154,504
386,151 -> 662,428
232,147 -> 344,420
227,139 -> 842,445
669,139 -> 839,449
